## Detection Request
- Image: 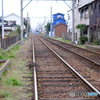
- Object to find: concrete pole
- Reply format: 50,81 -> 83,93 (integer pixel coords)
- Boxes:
50,7 -> 52,37
72,0 -> 75,42
1,0 -> 4,39
27,12 -> 28,37
21,0 -> 23,41
43,16 -> 45,35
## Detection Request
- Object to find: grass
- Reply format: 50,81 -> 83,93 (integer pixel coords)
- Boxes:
29,93 -> 33,97
0,45 -> 20,62
77,45 -> 85,48
0,91 -> 11,98
23,38 -> 26,41
0,38 -> 33,100
53,37 -> 71,43
38,83 -> 41,88
0,63 -> 4,68
52,37 -> 86,48
6,77 -> 22,86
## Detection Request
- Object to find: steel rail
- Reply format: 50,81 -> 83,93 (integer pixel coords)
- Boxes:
42,36 -> 100,55
40,36 -> 100,66
32,35 -> 38,100
37,36 -> 100,97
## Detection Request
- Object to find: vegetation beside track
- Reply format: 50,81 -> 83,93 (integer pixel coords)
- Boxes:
51,37 -> 85,48
0,38 -> 33,100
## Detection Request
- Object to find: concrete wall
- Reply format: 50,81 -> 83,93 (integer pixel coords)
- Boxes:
67,10 -> 72,33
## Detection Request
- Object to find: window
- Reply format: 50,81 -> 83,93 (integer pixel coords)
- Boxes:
90,5 -> 94,15
69,29 -> 70,33
68,15 -> 70,20
57,15 -> 62,18
56,21 -> 59,24
99,4 -> 100,13
84,9 -> 88,19
94,26 -> 96,32
76,0 -> 79,5
80,11 -> 84,18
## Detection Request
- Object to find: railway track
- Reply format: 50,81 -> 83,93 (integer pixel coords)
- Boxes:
38,36 -> 100,91
32,35 -> 100,100
40,36 -> 100,66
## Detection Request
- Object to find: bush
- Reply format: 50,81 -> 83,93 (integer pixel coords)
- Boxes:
6,77 -> 21,86
89,33 -> 93,43
79,35 -> 88,44
93,39 -> 99,45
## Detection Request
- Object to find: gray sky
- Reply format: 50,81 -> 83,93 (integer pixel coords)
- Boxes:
0,0 -> 71,28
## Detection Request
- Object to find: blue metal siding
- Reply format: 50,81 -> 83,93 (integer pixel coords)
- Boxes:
53,19 -> 66,26
53,13 -> 64,20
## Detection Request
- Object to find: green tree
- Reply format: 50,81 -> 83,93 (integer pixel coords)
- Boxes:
16,25 -> 21,39
76,24 -> 87,35
24,19 -> 30,32
45,22 -> 50,33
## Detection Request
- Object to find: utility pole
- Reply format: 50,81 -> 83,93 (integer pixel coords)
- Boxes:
1,0 -> 4,39
72,0 -> 75,42
43,16 -> 45,35
21,0 -> 23,41
50,7 -> 52,37
27,12 -> 28,38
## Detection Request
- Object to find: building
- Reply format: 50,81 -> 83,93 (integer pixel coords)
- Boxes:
78,0 -> 95,42
67,0 -> 94,41
0,18 -> 17,38
4,22 -> 17,38
4,13 -> 21,25
0,19 -> 8,37
53,23 -> 67,37
52,13 -> 67,37
89,0 -> 100,42
67,10 -> 72,34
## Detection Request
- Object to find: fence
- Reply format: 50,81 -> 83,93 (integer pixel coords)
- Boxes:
1,35 -> 19,49
61,33 -> 77,41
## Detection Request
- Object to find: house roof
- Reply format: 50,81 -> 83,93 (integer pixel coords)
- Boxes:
53,13 -> 64,16
0,19 -> 8,23
90,24 -> 100,28
54,17 -> 66,21
53,23 -> 67,28
4,13 -> 20,18
78,0 -> 95,10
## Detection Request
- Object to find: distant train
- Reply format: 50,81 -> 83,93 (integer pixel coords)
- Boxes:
35,30 -> 39,35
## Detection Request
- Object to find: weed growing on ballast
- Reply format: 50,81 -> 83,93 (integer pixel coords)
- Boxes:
6,77 -> 21,86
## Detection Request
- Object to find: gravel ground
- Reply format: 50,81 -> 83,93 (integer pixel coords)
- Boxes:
35,36 -> 97,100
39,36 -> 100,92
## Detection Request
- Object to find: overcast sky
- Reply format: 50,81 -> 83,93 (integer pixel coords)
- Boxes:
0,0 -> 71,29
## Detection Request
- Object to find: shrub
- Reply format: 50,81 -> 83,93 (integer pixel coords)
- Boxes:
89,33 -> 93,43
9,53 -> 15,58
93,39 -> 99,45
79,35 -> 88,44
6,78 -> 21,86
